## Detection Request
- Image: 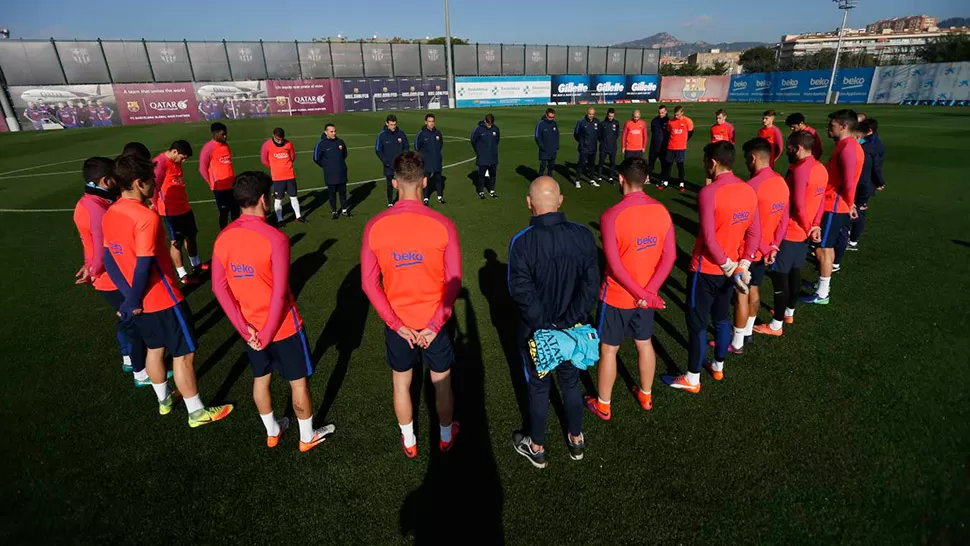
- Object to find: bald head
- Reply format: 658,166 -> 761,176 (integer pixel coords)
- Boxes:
527,176 -> 563,216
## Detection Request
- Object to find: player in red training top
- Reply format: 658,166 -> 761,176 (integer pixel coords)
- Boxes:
664,141 -> 760,392
785,113 -> 823,160
585,157 -> 675,420
753,131 -> 827,337
211,171 -> 334,452
260,127 -> 306,226
756,110 -> 785,169
73,156 -> 148,386
706,109 -> 736,185
102,154 -> 233,427
361,151 -> 462,459
199,122 -> 238,229
800,109 -> 864,305
660,105 -> 694,192
152,140 -> 206,285
621,109 -> 648,160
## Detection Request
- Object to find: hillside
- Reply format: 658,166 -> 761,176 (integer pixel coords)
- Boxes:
617,32 -> 766,58
938,17 -> 970,28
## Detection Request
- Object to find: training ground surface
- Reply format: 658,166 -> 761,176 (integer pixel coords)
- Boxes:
1,104 -> 968,544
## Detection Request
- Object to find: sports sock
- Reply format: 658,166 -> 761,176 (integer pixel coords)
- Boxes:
399,421 -> 416,448
176,266 -> 187,278
260,412 -> 279,436
134,369 -> 149,382
770,319 -> 784,331
298,416 -> 314,442
817,276 -> 831,299
184,394 -> 204,414
289,196 -> 302,218
274,199 -> 283,222
597,397 -> 611,406
189,256 -> 201,267
686,372 -> 700,385
123,355 -> 132,368
785,307 -> 795,318
712,360 -> 724,372
151,382 -> 170,403
744,316 -> 756,336
732,327 -> 745,348
440,423 -> 453,443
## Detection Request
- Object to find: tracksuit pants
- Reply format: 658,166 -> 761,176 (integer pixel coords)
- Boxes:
598,151 -> 616,179
686,272 -> 734,374
538,158 -> 556,177
522,348 -> 582,446
423,172 -> 444,200
476,165 -> 496,193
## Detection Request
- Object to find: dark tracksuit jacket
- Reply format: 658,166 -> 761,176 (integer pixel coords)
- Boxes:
313,135 -> 350,210
375,126 -> 409,203
574,116 -> 600,177
598,117 -> 620,175
415,126 -> 445,198
649,115 -> 669,171
535,115 -> 560,176
471,121 -> 500,191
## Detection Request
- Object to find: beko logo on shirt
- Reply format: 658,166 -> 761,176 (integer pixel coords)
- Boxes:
230,262 -> 256,278
815,186 -> 825,196
731,211 -> 751,224
771,202 -> 785,214
636,235 -> 658,250
109,242 -> 124,255
393,251 -> 424,268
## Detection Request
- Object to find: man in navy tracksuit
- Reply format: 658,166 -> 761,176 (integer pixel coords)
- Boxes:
415,112 -> 446,206
535,108 -> 560,177
598,107 -> 620,184
375,114 -> 409,207
573,107 -> 600,189
834,118 -> 886,268
313,122 -> 351,219
648,104 -> 669,180
508,176 -> 600,468
471,113 -> 500,199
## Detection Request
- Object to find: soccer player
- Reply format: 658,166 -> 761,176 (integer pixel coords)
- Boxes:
508,176 -> 600,468
471,113 -> 501,199
665,141 -> 759,392
415,113 -> 446,206
23,101 -> 44,130
573,107 -> 600,189
73,156 -> 149,386
96,100 -> 113,127
857,112 -> 868,123
756,110 -> 784,169
535,108 -> 560,177
84,101 -> 99,128
833,119 -> 883,270
102,154 -> 232,426
723,138 -> 789,352
801,109 -> 863,305
152,140 -> 205,285
199,122 -> 238,229
785,112 -> 823,160
598,108 -> 620,184
753,131 -> 827,336
312,123 -> 351,220
122,141 -> 151,160
260,127 -> 305,226
376,114 -> 410,207
360,151 -> 462,459
585,157 -> 675,419
57,102 -> 79,129
660,105 -> 693,192
211,171 -> 335,451
647,105 -> 669,179
707,109 -> 736,185
621,109 -> 648,160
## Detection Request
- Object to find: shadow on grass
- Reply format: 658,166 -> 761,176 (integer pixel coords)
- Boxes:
291,239 -> 337,300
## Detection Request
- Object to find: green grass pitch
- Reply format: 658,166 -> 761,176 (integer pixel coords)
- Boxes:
0,103 -> 968,544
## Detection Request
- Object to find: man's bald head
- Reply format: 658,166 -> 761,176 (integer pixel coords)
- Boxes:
527,176 -> 563,216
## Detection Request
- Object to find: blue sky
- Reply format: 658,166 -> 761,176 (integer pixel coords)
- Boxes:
5,0 -> 964,44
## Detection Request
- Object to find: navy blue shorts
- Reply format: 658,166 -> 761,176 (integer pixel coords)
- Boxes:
771,240 -> 809,274
213,189 -> 236,212
666,149 -> 687,163
385,325 -> 454,373
246,329 -> 313,381
273,179 -> 298,198
820,212 -> 850,248
134,300 -> 196,357
597,303 -> 655,346
749,260 -> 767,287
623,151 -> 644,159
162,211 -> 197,244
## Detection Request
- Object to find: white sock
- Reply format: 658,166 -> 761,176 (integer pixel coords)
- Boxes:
848,241 -> 858,247
785,307 -> 795,318
134,369 -> 149,382
274,199 -> 283,222
289,196 -> 302,218
770,319 -> 784,331
712,360 -> 724,372
189,255 -> 201,267
123,355 -> 132,368
184,394 -> 204,414
597,397 -> 611,406
686,372 -> 700,385
440,423 -> 453,443
744,316 -> 756,336
663,180 -> 669,186
399,421 -> 416,448
817,276 -> 831,299
260,412 -> 279,436
151,382 -> 170,403
176,266 -> 187,278
298,416 -> 314,442
732,327 -> 745,348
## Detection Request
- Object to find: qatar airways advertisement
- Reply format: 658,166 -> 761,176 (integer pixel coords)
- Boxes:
113,83 -> 200,125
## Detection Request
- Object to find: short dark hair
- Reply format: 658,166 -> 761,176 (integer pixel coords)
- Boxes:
233,171 -> 273,208
545,107 -> 556,115
607,107 -> 615,114
715,109 -> 726,116
121,142 -> 151,160
112,154 -> 154,191
210,122 -> 227,134
855,120 -> 871,135
484,113 -> 495,124
618,157 -> 649,186
763,110 -> 776,117
425,113 -> 435,121
703,141 -> 735,168
828,109 -> 858,132
83,157 -> 114,185
742,137 -> 772,159
273,127 -> 285,139
785,112 -> 806,127
788,130 -> 817,154
393,151 -> 425,185
324,123 -> 335,130
385,114 -> 397,123
658,104 -> 667,111
169,140 -> 193,157
673,105 -> 684,113
867,118 -> 879,133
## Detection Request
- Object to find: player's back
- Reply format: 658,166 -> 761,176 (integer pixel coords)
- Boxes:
751,169 -> 790,258
785,158 -> 828,241
601,193 -> 672,308
692,174 -> 758,274
825,137 -> 864,212
73,194 -> 116,291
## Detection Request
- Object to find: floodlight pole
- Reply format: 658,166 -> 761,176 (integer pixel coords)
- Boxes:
826,0 -> 857,104
444,0 -> 456,108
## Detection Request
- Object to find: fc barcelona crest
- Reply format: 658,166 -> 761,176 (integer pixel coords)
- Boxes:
682,77 -> 707,101
275,96 -> 288,105
126,101 -> 141,113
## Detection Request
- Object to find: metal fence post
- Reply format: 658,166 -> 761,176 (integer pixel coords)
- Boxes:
360,41 -> 366,77
50,38 -> 69,84
223,39 -> 233,80
389,43 -> 396,78
327,40 -> 335,78
295,40 -> 304,80
97,39 -> 113,83
142,39 -> 157,82
417,43 -> 424,77
184,39 -> 196,82
259,39 -> 269,79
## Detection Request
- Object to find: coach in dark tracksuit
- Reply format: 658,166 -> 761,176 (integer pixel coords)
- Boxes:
508,176 -> 600,467
598,108 -> 620,183
415,113 -> 445,205
471,113 -> 500,199
573,108 -> 600,187
375,114 -> 409,207
313,123 -> 351,219
535,108 -> 560,177
648,105 -> 670,178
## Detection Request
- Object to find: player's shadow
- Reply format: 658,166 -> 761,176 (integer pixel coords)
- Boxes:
209,352 -> 250,405
348,181 -> 377,211
290,239 -> 337,299
399,288 -> 505,545
952,239 -> 970,248
194,298 -> 227,339
673,197 -> 699,212
671,213 -> 699,237
289,232 -> 306,249
554,162 -> 575,181
311,264 -> 368,421
515,165 -> 539,182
